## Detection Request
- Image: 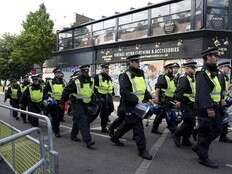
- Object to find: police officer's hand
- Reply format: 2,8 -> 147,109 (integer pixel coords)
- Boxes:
152,96 -> 159,104
221,99 -> 227,107
175,102 -> 181,108
149,99 -> 155,104
207,108 -> 215,118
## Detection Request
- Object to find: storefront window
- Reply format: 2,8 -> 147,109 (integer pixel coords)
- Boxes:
206,0 -> 229,30
58,31 -> 73,51
118,10 -> 148,41
195,0 -> 203,29
151,0 -> 191,36
93,19 -> 116,45
74,25 -> 92,48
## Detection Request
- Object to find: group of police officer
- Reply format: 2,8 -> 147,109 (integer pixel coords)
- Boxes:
4,47 -> 232,168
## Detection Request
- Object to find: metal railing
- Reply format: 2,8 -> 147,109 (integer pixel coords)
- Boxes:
0,103 -> 59,174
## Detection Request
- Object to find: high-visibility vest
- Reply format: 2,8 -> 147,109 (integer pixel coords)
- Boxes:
96,74 -> 113,94
20,85 -> 28,93
164,75 -> 176,98
206,71 -> 222,102
126,71 -> 146,102
72,79 -> 94,103
10,88 -> 18,99
29,87 -> 43,103
49,80 -> 64,100
183,75 -> 196,102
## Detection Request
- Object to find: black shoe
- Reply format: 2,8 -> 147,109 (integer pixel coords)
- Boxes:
192,144 -> 199,153
86,141 -> 95,149
139,150 -> 152,160
219,136 -> 232,143
151,129 -> 162,135
182,138 -> 192,146
15,116 -> 20,120
23,119 -> 27,124
101,128 -> 109,134
55,133 -> 61,138
198,158 -> 219,168
110,137 -> 124,146
172,134 -> 181,147
71,136 -> 81,142
109,128 -> 114,138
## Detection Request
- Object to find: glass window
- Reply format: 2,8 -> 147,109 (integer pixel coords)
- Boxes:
104,19 -> 116,29
152,5 -> 170,18
93,28 -> 115,45
74,25 -> 92,48
93,22 -> 103,31
171,0 -> 191,14
132,11 -> 148,21
119,14 -> 132,25
195,0 -> 203,29
207,0 -> 229,7
58,31 -> 73,51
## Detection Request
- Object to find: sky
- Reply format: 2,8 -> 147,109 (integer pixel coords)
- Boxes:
0,0 -> 167,35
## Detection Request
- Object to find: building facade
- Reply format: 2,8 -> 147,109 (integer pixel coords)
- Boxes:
46,0 -> 232,93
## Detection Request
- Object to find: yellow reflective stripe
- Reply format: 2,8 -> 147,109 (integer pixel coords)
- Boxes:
183,76 -> 195,102
11,88 -> 18,99
29,87 -> 43,103
97,74 -> 113,94
206,71 -> 221,102
74,79 -> 93,103
164,75 -> 176,98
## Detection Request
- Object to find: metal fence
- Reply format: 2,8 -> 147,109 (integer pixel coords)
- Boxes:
0,104 -> 59,174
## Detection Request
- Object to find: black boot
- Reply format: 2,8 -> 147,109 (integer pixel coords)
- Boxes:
219,136 -> 232,143
182,138 -> 192,146
110,137 -> 124,146
86,141 -> 95,149
138,150 -> 152,160
172,134 -> 181,147
71,136 -> 81,142
101,128 -> 109,134
151,128 -> 162,134
198,158 -> 219,168
55,132 -> 61,138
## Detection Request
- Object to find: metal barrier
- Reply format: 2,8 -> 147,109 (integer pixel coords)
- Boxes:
0,104 -> 59,174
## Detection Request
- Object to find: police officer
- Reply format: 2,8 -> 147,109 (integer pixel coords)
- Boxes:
111,54 -> 153,160
21,75 -> 44,127
44,68 -> 66,137
4,79 -> 21,120
192,48 -> 223,168
94,64 -> 114,133
151,63 -> 178,134
218,61 -> 232,143
172,61 -> 197,147
173,63 -> 181,86
60,65 -> 96,149
20,75 -> 30,123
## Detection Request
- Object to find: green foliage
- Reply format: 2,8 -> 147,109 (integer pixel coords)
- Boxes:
11,3 -> 56,67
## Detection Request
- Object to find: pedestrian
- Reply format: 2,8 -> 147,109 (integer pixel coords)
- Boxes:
60,65 -> 96,149
192,48 -> 223,168
4,79 -> 21,120
172,61 -> 197,147
111,54 -> 153,160
151,63 -> 178,134
218,61 -> 232,143
94,64 -> 114,133
21,74 -> 44,127
20,75 -> 30,123
44,68 -> 66,137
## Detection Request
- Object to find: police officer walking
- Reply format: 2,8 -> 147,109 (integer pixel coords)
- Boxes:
192,48 -> 223,168
20,75 -> 30,123
172,61 -> 197,147
44,68 -> 66,137
60,65 -> 96,149
94,64 -> 114,133
4,79 -> 21,120
111,54 -> 153,160
218,61 -> 232,143
151,63 -> 178,134
21,75 -> 44,127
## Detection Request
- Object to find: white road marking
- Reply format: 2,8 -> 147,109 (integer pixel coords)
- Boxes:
225,164 -> 232,168
134,128 -> 169,174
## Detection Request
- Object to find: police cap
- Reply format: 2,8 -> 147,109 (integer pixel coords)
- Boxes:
53,67 -> 62,74
80,65 -> 90,70
172,63 -> 180,68
201,47 -> 221,58
218,61 -> 231,68
101,63 -> 109,69
31,74 -> 39,81
126,54 -> 141,61
182,61 -> 197,69
164,63 -> 175,69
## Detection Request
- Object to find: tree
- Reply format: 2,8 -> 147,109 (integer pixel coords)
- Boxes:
0,33 -> 32,81
11,3 -> 56,69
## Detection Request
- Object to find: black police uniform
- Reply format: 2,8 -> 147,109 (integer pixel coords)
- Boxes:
193,56 -> 222,168
21,83 -> 44,127
60,66 -> 95,148
111,65 -> 152,159
173,63 -> 196,147
151,68 -> 177,134
94,70 -> 114,133
5,83 -> 21,120
44,76 -> 65,136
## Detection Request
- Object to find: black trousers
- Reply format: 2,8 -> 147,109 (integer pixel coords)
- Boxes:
220,123 -> 229,138
28,103 -> 41,127
114,113 -> 146,151
175,103 -> 195,140
20,104 -> 27,121
10,100 -> 19,118
195,108 -> 222,159
71,101 -> 92,143
50,101 -> 63,134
